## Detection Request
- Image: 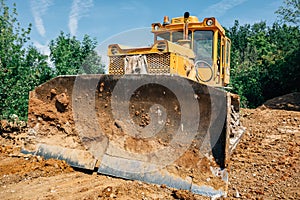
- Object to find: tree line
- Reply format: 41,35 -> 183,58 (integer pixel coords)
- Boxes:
227,0 -> 300,107
0,0 -> 299,120
0,1 -> 105,120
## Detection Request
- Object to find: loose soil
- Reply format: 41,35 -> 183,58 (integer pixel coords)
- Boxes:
228,108 -> 300,199
0,93 -> 299,199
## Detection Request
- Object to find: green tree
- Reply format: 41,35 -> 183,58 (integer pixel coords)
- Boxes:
49,32 -> 104,75
226,22 -> 265,107
0,0 -> 53,120
227,19 -> 300,108
261,23 -> 300,100
275,0 -> 300,25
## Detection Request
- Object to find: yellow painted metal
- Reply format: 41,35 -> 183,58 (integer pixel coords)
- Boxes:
224,39 -> 231,85
108,41 -> 195,59
108,14 -> 231,87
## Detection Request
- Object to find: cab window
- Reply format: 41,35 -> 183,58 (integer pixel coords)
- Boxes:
193,31 -> 213,65
156,31 -> 191,43
156,32 -> 170,41
172,31 -> 183,43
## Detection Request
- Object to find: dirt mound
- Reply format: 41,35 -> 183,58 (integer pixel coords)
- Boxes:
0,153 -> 74,185
1,119 -> 26,134
262,92 -> 300,111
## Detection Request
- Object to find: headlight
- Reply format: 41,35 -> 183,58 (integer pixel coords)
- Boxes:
206,19 -> 214,26
157,41 -> 167,51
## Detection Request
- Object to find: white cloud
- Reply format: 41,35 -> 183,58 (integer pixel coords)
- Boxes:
69,0 -> 93,36
33,40 -> 54,68
30,0 -> 53,37
202,0 -> 248,17
33,41 -> 50,56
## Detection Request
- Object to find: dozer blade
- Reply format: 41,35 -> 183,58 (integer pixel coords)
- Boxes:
23,74 -> 244,198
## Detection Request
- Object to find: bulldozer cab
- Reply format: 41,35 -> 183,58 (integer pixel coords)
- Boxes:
151,14 -> 231,87
108,13 -> 231,88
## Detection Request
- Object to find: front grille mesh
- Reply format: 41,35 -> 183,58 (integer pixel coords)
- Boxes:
109,53 -> 170,75
147,53 -> 170,74
109,56 -> 125,75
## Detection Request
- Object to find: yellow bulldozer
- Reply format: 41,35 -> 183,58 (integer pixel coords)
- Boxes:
23,12 -> 245,198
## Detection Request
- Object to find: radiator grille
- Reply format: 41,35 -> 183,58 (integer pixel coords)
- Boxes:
147,53 -> 170,74
108,53 -> 170,75
108,56 -> 125,75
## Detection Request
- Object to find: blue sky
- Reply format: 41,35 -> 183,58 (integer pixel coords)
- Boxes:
8,0 -> 283,58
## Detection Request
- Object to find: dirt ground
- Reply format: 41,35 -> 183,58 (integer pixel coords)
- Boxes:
228,108 -> 300,199
0,94 -> 299,199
